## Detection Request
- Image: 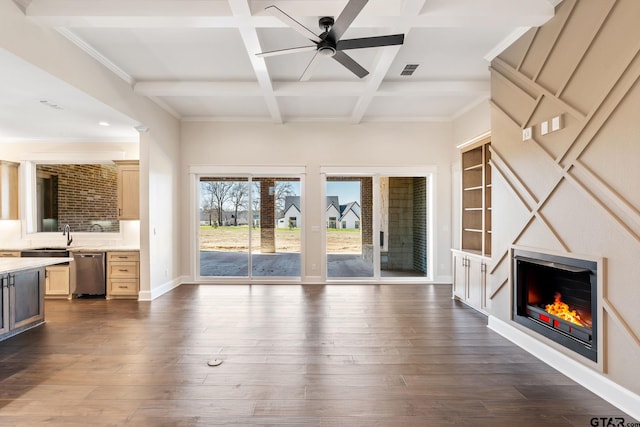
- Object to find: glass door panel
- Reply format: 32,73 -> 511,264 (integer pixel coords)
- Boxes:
199,177 -> 250,277
379,176 -> 428,278
326,177 -> 373,278
251,178 -> 301,277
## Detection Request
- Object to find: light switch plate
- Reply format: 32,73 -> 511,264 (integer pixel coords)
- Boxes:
551,115 -> 562,131
541,121 -> 549,135
522,127 -> 532,141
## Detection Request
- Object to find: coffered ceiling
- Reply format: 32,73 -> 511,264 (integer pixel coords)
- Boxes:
1,0 -> 559,140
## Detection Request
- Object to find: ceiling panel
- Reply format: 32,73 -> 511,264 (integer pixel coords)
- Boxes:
385,27 -> 515,81
71,27 -> 257,81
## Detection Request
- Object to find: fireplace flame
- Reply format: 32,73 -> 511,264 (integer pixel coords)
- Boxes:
545,293 -> 586,327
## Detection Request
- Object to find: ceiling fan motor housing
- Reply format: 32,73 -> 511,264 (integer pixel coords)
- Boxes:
319,16 -> 335,31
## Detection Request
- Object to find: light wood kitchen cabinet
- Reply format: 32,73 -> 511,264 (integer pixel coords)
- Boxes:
452,249 -> 489,314
106,251 -> 139,299
45,265 -> 71,299
114,160 -> 139,220
0,251 -> 21,257
0,160 -> 19,220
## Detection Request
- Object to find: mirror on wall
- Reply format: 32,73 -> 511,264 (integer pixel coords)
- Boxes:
36,163 -> 120,233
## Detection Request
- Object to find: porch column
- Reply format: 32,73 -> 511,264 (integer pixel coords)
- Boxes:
260,178 -> 276,253
361,177 -> 373,262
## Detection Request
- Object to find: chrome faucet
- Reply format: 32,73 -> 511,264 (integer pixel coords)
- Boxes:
62,224 -> 73,246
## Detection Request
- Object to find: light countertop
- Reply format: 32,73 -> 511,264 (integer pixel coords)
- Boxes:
0,258 -> 73,275
1,246 -> 139,252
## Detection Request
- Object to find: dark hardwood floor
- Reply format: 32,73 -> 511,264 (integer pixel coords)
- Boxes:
0,284 -> 634,426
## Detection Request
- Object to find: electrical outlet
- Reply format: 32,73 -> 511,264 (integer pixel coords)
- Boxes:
522,127 -> 532,141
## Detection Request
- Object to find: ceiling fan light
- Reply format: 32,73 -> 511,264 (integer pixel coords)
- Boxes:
318,46 -> 336,57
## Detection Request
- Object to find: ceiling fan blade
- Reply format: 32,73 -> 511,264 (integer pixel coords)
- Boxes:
337,34 -> 404,51
265,5 -> 322,43
332,50 -> 369,79
300,51 -> 323,81
256,45 -> 317,58
328,0 -> 368,42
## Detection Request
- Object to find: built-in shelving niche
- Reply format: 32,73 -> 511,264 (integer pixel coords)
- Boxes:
461,138 -> 491,257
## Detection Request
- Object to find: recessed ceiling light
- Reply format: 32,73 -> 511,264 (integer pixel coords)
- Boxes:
98,121 -> 110,127
39,99 -> 63,110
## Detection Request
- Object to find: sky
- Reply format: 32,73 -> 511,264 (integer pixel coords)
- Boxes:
326,181 -> 360,204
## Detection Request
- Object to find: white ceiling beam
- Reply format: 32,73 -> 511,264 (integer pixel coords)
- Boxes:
350,0 -> 428,123
133,80 -> 489,97
227,0 -> 281,123
376,80 -> 490,97
135,81 -> 262,97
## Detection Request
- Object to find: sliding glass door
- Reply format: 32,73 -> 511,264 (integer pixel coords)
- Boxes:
326,177 -> 373,278
199,177 -> 250,277
251,178 -> 301,277
379,176 -> 428,278
198,175 -> 301,279
325,171 -> 431,280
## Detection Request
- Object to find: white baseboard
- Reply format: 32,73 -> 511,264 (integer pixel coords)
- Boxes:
435,274 -> 452,283
138,275 -> 186,301
488,316 -> 640,421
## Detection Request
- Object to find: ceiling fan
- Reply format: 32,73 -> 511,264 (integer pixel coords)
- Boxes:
256,0 -> 405,80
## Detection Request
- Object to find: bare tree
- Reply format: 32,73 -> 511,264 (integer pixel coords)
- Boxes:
274,181 -> 294,218
249,182 -> 259,227
230,182 -> 248,226
201,180 -> 233,226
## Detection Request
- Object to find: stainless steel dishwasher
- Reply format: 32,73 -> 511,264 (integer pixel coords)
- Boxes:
72,252 -> 106,296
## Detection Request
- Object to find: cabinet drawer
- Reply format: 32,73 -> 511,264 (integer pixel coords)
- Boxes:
108,279 -> 138,295
107,251 -> 139,262
107,262 -> 139,278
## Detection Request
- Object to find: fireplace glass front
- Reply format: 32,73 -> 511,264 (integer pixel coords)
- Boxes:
512,249 -> 597,361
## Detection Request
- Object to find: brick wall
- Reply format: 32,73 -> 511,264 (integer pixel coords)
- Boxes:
413,177 -> 427,273
37,164 -> 119,232
258,178 -> 276,253
387,177 -> 414,270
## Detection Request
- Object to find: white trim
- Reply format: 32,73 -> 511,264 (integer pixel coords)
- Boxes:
456,131 -> 491,150
56,28 -> 135,86
484,26 -> 532,62
22,152 -> 129,162
320,166 -> 437,176
488,316 -> 640,421
138,276 -> 185,301
189,165 -> 306,175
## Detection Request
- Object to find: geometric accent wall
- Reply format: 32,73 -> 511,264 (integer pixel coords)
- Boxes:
489,0 -> 640,395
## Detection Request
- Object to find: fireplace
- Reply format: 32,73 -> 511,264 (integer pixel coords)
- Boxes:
512,249 -> 598,362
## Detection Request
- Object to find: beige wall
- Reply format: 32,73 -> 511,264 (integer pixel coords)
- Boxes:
180,121 -> 454,282
489,0 -> 640,397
